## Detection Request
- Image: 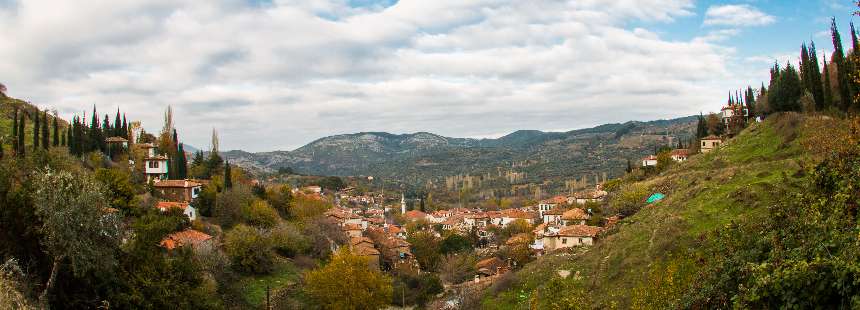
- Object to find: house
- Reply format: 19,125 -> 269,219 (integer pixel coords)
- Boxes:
350,237 -> 381,269
537,201 -> 557,218
700,135 -> 723,153
141,144 -> 169,183
670,149 -> 689,162
379,237 -> 414,269
541,225 -> 601,251
561,208 -> 589,226
343,223 -> 364,238
641,155 -> 658,167
404,210 -> 430,222
572,189 -> 607,205
105,136 -> 129,149
497,209 -> 536,227
463,213 -> 489,228
159,229 -> 213,251
476,257 -> 507,277
303,186 -> 322,194
156,201 -> 198,221
541,208 -> 564,224
154,180 -> 203,203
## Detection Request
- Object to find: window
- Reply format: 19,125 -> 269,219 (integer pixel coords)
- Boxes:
148,161 -> 159,168
579,238 -> 583,244
562,238 -> 567,244
702,141 -> 706,147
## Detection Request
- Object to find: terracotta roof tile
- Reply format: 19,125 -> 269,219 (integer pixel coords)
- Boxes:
156,201 -> 189,212
159,229 -> 212,250
557,225 -> 601,237
562,208 -> 589,221
154,180 -> 202,188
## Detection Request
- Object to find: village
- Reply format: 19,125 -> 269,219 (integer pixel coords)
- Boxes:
113,99 -> 748,308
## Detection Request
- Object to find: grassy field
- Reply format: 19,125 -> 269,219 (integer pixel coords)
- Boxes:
238,257 -> 303,307
481,114 -> 820,309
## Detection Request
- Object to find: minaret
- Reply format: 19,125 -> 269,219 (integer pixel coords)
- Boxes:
401,193 -> 407,214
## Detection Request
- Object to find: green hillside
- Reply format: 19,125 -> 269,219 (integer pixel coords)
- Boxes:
482,113 -> 859,308
1,94 -> 69,151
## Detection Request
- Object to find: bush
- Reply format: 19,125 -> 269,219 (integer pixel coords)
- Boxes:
440,234 -> 473,255
391,270 -> 443,307
271,222 -> 310,258
214,185 -> 254,228
241,200 -> 280,229
439,253 -> 477,284
224,224 -> 274,274
266,185 -> 292,218
289,194 -> 331,222
303,216 -> 348,259
94,168 -> 135,212
608,183 -> 649,217
305,248 -> 393,310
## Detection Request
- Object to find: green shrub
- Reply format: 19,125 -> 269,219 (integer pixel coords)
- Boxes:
224,224 -> 274,274
271,222 -> 310,257
241,200 -> 279,229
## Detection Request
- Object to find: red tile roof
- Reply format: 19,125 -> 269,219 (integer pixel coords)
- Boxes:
543,208 -> 565,216
343,223 -> 363,231
562,208 -> 589,221
160,229 -> 212,250
671,149 -> 689,156
156,201 -> 189,212
404,210 -> 428,219
557,225 -> 601,237
154,180 -> 202,188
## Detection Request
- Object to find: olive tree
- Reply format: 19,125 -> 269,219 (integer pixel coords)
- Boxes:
32,170 -> 120,309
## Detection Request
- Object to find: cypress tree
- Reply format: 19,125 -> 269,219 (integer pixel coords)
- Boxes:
33,109 -> 39,151
0,140 -> 4,159
11,107 -> 17,139
121,114 -> 128,139
114,109 -> 121,137
41,111 -> 49,150
775,63 -> 803,112
852,22 -> 860,55
747,86 -> 757,119
62,129 -> 67,147
102,114 -> 110,136
800,43 -> 813,93
17,113 -> 25,156
823,58 -> 834,110
809,41 -> 825,109
832,18 -> 853,110
178,143 -> 188,179
52,113 -> 59,147
224,161 -> 233,189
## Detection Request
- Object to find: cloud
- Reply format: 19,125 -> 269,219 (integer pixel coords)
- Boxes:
0,0 -> 757,151
704,4 -> 775,27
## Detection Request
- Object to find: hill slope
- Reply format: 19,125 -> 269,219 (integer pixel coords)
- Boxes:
482,114 -> 853,308
224,116 -> 697,186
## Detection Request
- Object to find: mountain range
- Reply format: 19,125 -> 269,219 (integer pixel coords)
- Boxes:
223,116 -> 698,187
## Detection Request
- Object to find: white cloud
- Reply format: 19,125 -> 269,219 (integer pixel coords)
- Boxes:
0,0 -> 757,151
704,4 -> 775,27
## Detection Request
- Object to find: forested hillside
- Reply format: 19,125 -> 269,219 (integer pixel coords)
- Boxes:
224,116 -> 697,186
481,113 -> 860,308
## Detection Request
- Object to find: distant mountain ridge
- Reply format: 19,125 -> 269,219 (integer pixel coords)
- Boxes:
223,116 -> 698,186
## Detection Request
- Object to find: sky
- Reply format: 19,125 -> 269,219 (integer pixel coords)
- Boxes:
0,0 -> 857,152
